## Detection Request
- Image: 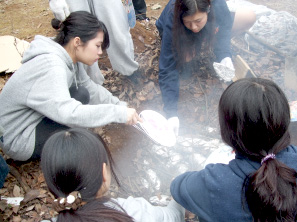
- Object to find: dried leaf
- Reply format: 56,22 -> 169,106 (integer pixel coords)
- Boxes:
0,200 -> 7,211
136,92 -> 146,101
138,36 -> 145,43
12,205 -> 19,214
25,205 -> 35,212
12,216 -> 22,222
22,189 -> 41,204
13,185 -> 21,197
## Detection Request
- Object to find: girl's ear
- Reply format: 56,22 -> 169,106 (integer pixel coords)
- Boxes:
73,37 -> 81,48
102,162 -> 108,182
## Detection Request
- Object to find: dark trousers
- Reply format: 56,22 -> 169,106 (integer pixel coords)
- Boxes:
30,85 -> 90,160
132,0 -> 146,19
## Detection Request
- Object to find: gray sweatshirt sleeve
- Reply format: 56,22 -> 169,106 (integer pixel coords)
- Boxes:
26,66 -> 127,127
114,197 -> 185,222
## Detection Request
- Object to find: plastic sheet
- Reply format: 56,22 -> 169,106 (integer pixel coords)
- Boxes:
245,11 -> 297,57
227,0 -> 275,18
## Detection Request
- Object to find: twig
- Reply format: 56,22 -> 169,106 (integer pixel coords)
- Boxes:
149,54 -> 158,67
8,165 -> 30,193
132,159 -> 174,178
231,39 -> 258,57
245,31 -> 286,58
198,80 -> 209,122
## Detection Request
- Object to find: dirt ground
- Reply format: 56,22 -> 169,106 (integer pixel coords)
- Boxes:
1,0 -> 297,221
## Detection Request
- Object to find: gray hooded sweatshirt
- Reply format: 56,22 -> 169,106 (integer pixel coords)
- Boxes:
0,35 -> 127,161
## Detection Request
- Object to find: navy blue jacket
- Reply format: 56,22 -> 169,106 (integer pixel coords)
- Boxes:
0,154 -> 9,188
156,0 -> 233,117
170,145 -> 297,222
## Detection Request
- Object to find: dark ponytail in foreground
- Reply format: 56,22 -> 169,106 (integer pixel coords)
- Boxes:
219,78 -> 297,221
41,128 -> 134,222
53,11 -> 109,50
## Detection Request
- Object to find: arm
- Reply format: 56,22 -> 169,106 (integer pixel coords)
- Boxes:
26,66 -> 127,128
212,0 -> 233,62
170,171 -> 212,221
114,196 -> 185,222
49,0 -> 70,21
76,62 -> 126,106
158,8 -> 180,118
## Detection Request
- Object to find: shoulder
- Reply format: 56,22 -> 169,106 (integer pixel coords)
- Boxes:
212,0 -> 228,7
171,164 -> 235,197
212,0 -> 230,15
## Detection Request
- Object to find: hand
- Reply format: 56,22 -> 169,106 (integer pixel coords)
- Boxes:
220,57 -> 235,70
49,0 -> 70,21
167,116 -> 179,137
126,108 -> 142,125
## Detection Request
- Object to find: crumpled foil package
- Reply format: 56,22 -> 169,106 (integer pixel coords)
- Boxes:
213,62 -> 235,82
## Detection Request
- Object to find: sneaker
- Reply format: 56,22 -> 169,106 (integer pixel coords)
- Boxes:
136,14 -> 150,22
123,68 -> 143,85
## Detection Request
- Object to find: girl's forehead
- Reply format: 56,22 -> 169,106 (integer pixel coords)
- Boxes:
183,11 -> 207,22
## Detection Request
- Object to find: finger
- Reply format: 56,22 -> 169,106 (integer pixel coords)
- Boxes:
136,113 -> 143,122
131,115 -> 138,125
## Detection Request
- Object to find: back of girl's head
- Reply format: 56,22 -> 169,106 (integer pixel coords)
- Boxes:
219,78 -> 297,221
41,128 -> 133,222
54,11 -> 109,50
219,78 -> 290,158
41,128 -> 108,200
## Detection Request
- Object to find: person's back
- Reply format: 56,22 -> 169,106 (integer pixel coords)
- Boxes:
171,78 -> 297,221
41,128 -> 185,222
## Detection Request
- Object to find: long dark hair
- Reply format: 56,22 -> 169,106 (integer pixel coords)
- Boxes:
219,78 -> 297,221
54,11 -> 110,50
172,0 -> 214,67
41,128 -> 134,222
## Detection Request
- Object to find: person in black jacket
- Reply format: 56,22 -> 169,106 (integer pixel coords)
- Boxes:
156,0 -> 256,136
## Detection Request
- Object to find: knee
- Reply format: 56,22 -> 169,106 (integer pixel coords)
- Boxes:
233,9 -> 257,34
244,9 -> 257,30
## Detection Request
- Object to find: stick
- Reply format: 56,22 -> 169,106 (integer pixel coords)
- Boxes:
8,165 -> 30,193
132,160 -> 174,177
198,80 -> 209,122
231,39 -> 258,56
245,31 -> 286,58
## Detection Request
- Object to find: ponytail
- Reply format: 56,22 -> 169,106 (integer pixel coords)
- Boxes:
244,158 -> 297,222
56,198 -> 134,222
242,129 -> 297,221
219,78 -> 297,221
54,11 -> 109,50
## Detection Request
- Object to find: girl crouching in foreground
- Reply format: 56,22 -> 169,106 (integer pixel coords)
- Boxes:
41,128 -> 185,222
170,78 -> 297,221
0,11 -> 141,162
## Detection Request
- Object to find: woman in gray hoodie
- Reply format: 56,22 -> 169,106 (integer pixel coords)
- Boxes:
0,11 -> 141,161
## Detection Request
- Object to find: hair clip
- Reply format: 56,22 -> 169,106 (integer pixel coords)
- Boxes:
261,153 -> 276,165
53,191 -> 83,212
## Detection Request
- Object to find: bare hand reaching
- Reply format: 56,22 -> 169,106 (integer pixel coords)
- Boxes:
126,108 -> 142,125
